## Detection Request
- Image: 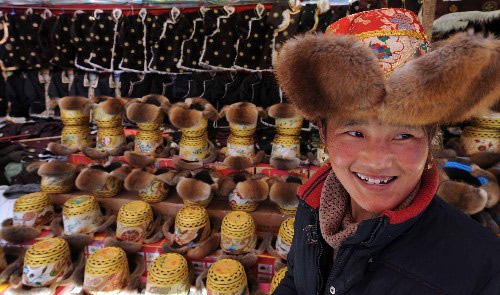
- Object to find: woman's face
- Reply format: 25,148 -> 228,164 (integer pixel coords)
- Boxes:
324,118 -> 429,217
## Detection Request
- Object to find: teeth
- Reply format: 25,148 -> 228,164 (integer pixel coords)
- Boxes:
355,173 -> 394,185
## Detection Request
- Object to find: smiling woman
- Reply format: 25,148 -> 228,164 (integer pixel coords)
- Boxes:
272,7 -> 500,295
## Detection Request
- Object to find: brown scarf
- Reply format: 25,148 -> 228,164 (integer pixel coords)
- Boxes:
319,171 -> 420,258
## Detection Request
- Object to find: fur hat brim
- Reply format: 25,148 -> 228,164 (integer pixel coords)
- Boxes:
236,180 -> 269,201
275,31 -> 500,125
75,168 -> 108,191
124,169 -> 156,191
38,161 -> 76,177
168,104 -> 203,129
269,182 -> 300,207
176,178 -> 211,201
126,102 -> 162,124
124,151 -> 155,168
223,102 -> 259,125
97,97 -> 128,115
268,103 -> 299,119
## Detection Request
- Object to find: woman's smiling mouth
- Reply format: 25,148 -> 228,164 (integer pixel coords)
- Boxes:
353,172 -> 397,185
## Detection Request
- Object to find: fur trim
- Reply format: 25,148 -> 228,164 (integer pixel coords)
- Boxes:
81,147 -> 109,160
98,97 -> 127,115
141,94 -> 170,106
103,237 -> 142,254
185,233 -> 220,260
268,103 -> 299,119
224,156 -> 253,170
274,33 -> 385,121
438,180 -> 487,214
176,178 -> 211,201
269,182 -> 300,207
224,102 -> 259,125
270,157 -> 301,170
0,226 -> 41,244
236,180 -> 269,201
382,32 -> 500,125
173,156 -> 203,170
62,234 -> 94,253
168,104 -> 202,129
47,142 -> 79,156
124,151 -> 155,168
470,152 -> 500,169
124,169 -> 156,191
58,96 -> 92,111
38,161 -> 76,177
75,168 -> 108,191
126,102 -> 162,124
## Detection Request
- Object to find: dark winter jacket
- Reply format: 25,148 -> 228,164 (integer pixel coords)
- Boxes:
273,164 -> 500,295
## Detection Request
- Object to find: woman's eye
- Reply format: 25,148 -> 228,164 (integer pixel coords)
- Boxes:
394,133 -> 414,140
346,131 -> 364,137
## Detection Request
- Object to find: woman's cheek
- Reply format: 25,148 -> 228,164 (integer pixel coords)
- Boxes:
327,137 -> 362,167
392,140 -> 428,170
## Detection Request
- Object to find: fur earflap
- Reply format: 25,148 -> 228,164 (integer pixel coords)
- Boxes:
47,142 -> 79,156
37,161 -> 76,177
75,168 -> 108,191
0,226 -> 41,244
236,180 -> 269,201
176,178 -> 211,201
382,32 -> 500,125
438,180 -> 487,214
58,96 -> 92,111
224,102 -> 259,125
268,103 -> 299,119
270,157 -> 301,170
470,152 -> 500,169
124,151 -> 155,168
126,102 -> 162,123
98,97 -> 128,115
224,156 -> 253,170
168,104 -> 203,129
274,33 -> 385,122
124,169 -> 156,191
269,182 -> 300,208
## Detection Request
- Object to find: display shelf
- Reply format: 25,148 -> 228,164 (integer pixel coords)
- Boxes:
52,190 -> 289,234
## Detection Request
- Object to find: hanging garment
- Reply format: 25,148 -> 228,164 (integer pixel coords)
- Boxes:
5,71 -> 46,117
177,7 -> 211,72
48,71 -> 74,99
72,11 -> 97,71
119,8 -> 151,73
234,4 -> 273,72
149,8 -> 192,74
38,9 -> 57,69
87,9 -> 123,72
119,72 -> 154,98
69,71 -> 114,98
3,9 -> 43,70
199,6 -> 239,71
51,13 -> 77,69
272,1 -> 303,53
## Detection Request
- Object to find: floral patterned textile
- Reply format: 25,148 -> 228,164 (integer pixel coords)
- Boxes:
325,8 -> 429,75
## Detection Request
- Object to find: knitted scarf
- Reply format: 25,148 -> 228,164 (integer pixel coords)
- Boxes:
319,170 -> 420,258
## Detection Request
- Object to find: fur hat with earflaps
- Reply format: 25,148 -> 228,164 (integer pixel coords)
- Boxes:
274,8 -> 500,126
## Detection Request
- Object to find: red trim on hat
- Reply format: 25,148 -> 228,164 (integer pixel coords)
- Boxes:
299,164 -> 439,225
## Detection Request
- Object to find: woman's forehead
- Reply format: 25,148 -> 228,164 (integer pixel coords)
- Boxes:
332,118 -> 423,130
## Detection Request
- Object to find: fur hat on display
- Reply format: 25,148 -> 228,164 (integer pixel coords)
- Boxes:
268,173 -> 308,215
219,102 -> 268,170
75,162 -> 131,198
274,8 -> 500,126
165,97 -> 219,170
267,103 -> 303,170
218,172 -> 269,212
175,169 -> 221,207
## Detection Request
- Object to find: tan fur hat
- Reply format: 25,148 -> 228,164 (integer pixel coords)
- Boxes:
274,8 -> 500,125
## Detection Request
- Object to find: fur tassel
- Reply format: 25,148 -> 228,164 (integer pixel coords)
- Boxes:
383,32 -> 500,125
274,33 -> 386,121
75,168 -> 108,191
176,178 -> 211,201
124,169 -> 156,191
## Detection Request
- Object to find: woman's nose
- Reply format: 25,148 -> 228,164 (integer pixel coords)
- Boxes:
358,140 -> 394,170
